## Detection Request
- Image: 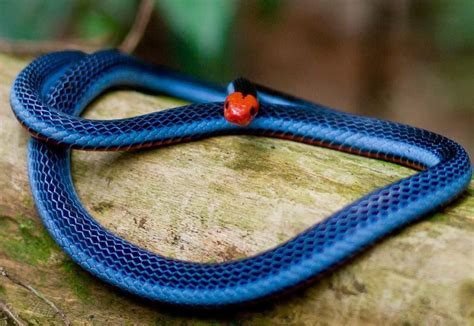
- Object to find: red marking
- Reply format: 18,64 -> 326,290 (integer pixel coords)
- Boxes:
224,92 -> 259,127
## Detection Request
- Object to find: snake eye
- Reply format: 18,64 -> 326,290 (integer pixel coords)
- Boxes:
250,107 -> 256,116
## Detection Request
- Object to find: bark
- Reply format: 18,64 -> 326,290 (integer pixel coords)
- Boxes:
0,53 -> 473,325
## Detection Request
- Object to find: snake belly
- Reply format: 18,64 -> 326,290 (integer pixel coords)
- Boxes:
9,50 -> 472,306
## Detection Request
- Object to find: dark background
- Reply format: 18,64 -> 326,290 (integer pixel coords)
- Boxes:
1,0 -> 472,156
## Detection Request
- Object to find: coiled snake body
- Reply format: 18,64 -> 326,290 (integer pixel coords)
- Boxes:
10,50 -> 472,306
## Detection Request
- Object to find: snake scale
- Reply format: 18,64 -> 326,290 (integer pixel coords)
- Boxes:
10,50 -> 472,306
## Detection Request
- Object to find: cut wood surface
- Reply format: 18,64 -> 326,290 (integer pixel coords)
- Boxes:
0,53 -> 473,325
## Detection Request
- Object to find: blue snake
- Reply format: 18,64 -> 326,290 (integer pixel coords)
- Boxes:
10,50 -> 472,306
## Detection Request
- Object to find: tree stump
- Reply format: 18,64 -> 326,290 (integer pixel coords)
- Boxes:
0,53 -> 473,325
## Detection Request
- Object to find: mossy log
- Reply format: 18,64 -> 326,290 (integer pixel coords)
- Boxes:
0,53 -> 473,325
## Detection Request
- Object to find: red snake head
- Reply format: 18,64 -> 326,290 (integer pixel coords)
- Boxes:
224,78 -> 259,127
224,92 -> 259,126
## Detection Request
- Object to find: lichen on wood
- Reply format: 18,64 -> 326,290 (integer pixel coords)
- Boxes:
0,53 -> 473,325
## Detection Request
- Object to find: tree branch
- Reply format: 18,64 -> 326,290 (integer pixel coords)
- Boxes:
0,299 -> 26,326
0,267 -> 70,326
119,0 -> 155,53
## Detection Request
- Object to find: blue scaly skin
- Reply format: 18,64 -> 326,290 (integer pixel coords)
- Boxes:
10,50 -> 472,306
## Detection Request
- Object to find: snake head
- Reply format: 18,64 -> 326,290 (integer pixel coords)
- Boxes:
224,78 -> 259,127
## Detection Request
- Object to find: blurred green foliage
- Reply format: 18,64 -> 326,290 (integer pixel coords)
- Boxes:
432,0 -> 474,53
0,0 -> 279,80
410,0 -> 474,111
74,0 -> 137,42
0,0 -> 473,83
0,0 -> 241,80
156,0 -> 237,80
157,0 -> 237,60
0,0 -> 74,40
411,0 -> 474,53
0,0 -> 136,43
255,0 -> 282,21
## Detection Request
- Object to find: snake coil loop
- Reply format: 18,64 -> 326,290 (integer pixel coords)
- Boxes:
10,50 -> 472,306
